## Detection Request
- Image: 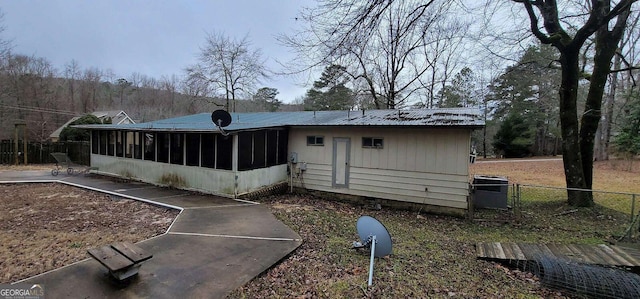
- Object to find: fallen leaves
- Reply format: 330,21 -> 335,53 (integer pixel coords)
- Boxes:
0,183 -> 178,283
228,193 -> 575,298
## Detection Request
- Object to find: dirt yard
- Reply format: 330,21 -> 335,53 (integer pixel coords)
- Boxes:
0,182 -> 178,283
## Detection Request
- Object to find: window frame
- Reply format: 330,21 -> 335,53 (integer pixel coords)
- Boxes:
362,137 -> 384,149
306,135 -> 324,146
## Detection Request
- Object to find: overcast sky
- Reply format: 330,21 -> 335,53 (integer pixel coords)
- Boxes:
1,0 -> 313,103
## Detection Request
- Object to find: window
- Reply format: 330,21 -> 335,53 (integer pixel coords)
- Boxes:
116,131 -> 124,157
201,134 -> 216,168
238,132 -> 253,171
216,135 -> 233,170
156,133 -> 169,163
266,130 -> 278,167
144,133 -> 155,161
99,131 -> 107,155
253,131 -> 266,168
362,137 -> 384,148
238,130 -> 278,171
133,132 -> 143,159
277,130 -> 289,164
170,133 -> 184,165
108,131 -> 115,156
91,131 -> 99,154
185,133 -> 200,166
124,132 -> 134,158
307,135 -> 324,146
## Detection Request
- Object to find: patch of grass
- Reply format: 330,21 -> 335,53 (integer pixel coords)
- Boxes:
229,159 -> 638,298
228,194 -> 587,298
69,242 -> 83,249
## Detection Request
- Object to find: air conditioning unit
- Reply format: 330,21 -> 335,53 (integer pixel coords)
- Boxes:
472,175 -> 509,209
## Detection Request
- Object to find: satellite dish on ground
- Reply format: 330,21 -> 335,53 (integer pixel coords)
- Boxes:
353,215 -> 392,286
211,109 -> 232,136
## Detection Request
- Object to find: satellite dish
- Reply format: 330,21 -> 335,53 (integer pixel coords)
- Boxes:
356,216 -> 392,257
211,109 -> 232,136
211,109 -> 232,128
353,215 -> 392,286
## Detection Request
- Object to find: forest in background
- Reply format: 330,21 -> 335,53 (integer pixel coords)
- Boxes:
0,54 -> 304,142
1,1 -> 639,163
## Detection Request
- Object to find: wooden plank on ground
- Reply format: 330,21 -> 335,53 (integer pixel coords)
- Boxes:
597,244 -> 630,266
580,245 -> 625,265
607,245 -> 637,267
493,243 -> 506,259
510,243 -> 526,260
564,244 -> 591,263
476,243 -> 486,258
501,243 -> 516,260
88,245 -> 133,272
112,242 -> 152,263
572,244 -> 604,264
477,242 -> 640,269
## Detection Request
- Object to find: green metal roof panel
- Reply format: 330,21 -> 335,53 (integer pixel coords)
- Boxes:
76,108 -> 484,132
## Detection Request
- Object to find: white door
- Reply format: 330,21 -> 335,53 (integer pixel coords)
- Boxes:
332,138 -> 350,188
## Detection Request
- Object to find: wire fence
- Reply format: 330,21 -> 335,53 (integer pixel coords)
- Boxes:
471,182 -> 640,241
512,256 -> 640,299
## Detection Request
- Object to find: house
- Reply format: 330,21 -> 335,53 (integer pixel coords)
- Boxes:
49,110 -> 135,142
77,108 -> 484,214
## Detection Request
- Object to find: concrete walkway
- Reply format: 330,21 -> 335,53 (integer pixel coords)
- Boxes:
0,170 -> 302,298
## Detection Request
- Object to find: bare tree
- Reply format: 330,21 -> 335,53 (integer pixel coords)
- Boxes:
181,71 -> 222,114
281,0 -> 467,109
79,67 -> 102,113
595,10 -> 640,161
64,59 -> 81,112
2,54 -> 60,141
0,9 -> 12,66
514,0 -> 636,206
186,31 -> 268,112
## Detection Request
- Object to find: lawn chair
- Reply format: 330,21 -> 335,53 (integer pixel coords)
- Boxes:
50,152 -> 96,176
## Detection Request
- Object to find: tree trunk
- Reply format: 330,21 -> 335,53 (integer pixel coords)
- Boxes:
558,49 -> 591,206
601,51 -> 621,161
580,12 -> 629,192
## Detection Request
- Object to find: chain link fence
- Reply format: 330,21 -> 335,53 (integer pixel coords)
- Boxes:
471,182 -> 640,241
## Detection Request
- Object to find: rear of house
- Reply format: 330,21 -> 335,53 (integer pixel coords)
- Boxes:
78,108 -> 483,214
288,126 -> 471,211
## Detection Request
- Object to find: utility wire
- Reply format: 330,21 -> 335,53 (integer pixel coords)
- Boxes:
0,104 -> 80,116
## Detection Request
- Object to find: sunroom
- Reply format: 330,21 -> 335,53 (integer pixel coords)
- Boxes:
87,118 -> 289,197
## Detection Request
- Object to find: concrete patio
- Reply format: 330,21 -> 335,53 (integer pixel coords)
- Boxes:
0,170 -> 302,298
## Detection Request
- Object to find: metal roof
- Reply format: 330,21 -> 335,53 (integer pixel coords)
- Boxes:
76,108 -> 484,133
49,110 -> 135,139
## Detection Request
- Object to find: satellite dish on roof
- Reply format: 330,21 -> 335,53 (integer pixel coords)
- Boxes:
211,109 -> 232,127
211,109 -> 232,136
352,215 -> 392,286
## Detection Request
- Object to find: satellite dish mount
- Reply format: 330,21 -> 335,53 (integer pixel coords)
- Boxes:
352,215 -> 392,286
211,109 -> 232,136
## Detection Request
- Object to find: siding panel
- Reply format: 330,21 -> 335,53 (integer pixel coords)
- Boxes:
288,127 -> 472,210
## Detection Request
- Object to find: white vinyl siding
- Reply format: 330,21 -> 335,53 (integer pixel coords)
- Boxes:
289,127 -> 472,209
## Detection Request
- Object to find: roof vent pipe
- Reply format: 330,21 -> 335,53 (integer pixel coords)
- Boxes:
362,109 -> 365,116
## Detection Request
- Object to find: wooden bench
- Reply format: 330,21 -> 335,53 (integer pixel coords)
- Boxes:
87,242 -> 153,281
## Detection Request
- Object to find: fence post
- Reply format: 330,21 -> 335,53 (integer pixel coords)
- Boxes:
516,184 -> 521,220
631,194 -> 636,224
